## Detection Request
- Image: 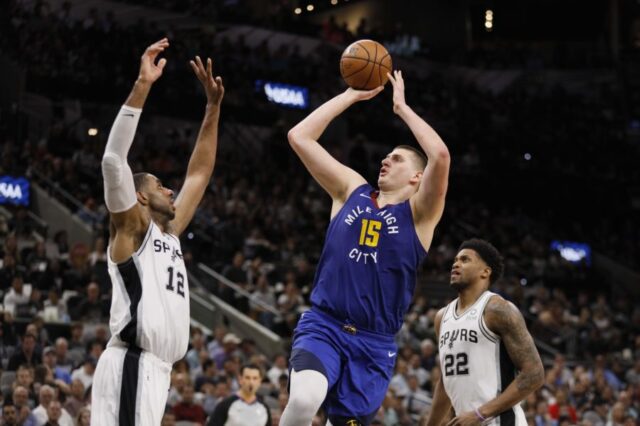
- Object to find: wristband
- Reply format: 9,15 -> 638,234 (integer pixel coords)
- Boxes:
474,408 -> 487,422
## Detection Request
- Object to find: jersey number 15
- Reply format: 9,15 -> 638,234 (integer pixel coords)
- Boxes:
359,219 -> 381,247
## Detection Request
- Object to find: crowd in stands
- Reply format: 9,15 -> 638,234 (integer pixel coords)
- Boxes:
1,0 -> 639,424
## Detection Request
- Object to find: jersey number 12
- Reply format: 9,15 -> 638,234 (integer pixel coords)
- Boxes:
166,266 -> 185,297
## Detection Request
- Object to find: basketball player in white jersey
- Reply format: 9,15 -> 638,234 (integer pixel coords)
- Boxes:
424,239 -> 544,426
91,38 -> 224,425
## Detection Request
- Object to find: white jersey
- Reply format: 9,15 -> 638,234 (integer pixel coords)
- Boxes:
107,221 -> 190,363
438,291 -> 526,426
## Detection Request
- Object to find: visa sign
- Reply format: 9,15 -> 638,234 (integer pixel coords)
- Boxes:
259,81 -> 308,109
0,176 -> 30,206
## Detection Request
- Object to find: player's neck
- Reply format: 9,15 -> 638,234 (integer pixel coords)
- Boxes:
457,285 -> 488,311
376,186 -> 413,207
148,210 -> 170,233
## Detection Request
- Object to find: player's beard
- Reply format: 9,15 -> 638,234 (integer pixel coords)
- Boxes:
450,279 -> 470,292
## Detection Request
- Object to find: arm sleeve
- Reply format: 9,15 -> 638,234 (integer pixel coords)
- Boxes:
208,396 -> 234,426
101,105 -> 142,213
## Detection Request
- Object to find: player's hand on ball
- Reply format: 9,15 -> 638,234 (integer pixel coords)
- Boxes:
387,70 -> 407,114
190,56 -> 224,107
139,38 -> 169,84
345,86 -> 384,102
446,411 -> 483,426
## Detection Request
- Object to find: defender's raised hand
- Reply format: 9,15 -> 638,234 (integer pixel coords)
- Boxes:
190,56 -> 224,107
387,70 -> 407,114
139,38 -> 169,84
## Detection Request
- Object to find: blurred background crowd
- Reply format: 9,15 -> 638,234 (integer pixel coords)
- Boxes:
1,0 -> 639,424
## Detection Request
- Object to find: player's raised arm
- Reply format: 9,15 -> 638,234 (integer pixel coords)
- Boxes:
287,87 -> 382,211
424,308 -> 453,426
170,56 -> 224,236
102,38 -> 168,261
388,71 -> 450,230
447,297 -> 544,426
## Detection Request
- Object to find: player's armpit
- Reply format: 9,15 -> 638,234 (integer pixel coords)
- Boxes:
484,297 -> 545,394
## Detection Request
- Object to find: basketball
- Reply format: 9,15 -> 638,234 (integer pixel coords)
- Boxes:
340,39 -> 392,90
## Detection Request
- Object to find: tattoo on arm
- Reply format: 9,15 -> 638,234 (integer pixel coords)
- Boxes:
485,298 -> 545,392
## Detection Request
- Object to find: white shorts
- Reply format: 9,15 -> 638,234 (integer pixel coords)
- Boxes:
91,345 -> 172,426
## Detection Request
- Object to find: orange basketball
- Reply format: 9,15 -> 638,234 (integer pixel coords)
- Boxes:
340,40 -> 393,90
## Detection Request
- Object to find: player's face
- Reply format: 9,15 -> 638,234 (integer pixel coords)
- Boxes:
145,175 -> 176,219
450,249 -> 490,290
377,149 -> 421,191
239,368 -> 262,396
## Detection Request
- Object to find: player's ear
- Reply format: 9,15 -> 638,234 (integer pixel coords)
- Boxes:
481,266 -> 491,281
410,171 -> 423,184
136,191 -> 149,206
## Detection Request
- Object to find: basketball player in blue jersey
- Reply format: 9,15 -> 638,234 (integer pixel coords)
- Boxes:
424,239 -> 544,426
92,38 -> 224,425
280,70 -> 451,426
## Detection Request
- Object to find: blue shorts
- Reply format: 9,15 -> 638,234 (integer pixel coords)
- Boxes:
289,308 -> 397,425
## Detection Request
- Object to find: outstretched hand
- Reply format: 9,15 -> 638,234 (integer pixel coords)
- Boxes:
345,86 -> 384,102
387,70 -> 407,114
190,56 -> 224,107
139,38 -> 169,84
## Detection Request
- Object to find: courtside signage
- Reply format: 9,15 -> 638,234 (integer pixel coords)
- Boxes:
0,176 -> 30,206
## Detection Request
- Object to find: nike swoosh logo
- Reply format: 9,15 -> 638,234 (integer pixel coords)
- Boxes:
388,351 -> 396,357
359,194 -> 371,199
122,113 -> 134,117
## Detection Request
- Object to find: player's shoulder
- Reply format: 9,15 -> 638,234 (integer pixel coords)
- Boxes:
483,294 -> 524,333
434,305 -> 449,333
484,293 -> 518,314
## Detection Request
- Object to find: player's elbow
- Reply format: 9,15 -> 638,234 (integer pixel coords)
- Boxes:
287,128 -> 301,147
433,147 -> 450,164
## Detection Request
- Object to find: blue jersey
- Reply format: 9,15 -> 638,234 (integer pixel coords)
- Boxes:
310,183 -> 427,335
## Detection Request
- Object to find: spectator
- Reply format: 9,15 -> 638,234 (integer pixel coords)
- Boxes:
7,333 -> 41,371
32,385 -> 74,426
266,354 -> 288,388
71,282 -> 107,323
75,407 -> 91,426
213,333 -> 242,370
44,400 -> 65,426
2,400 -> 19,426
12,385 -> 37,426
185,328 -> 206,372
548,387 -> 578,424
63,379 -> 85,417
70,357 -> 95,391
4,273 -> 30,311
166,372 -> 188,407
12,365 -> 38,407
208,364 -> 271,426
54,338 -> 74,378
172,384 -> 206,423
403,374 -> 432,422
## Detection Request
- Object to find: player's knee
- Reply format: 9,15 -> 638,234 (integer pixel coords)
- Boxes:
287,392 -> 323,417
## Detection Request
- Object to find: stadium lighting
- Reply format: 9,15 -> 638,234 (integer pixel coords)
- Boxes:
484,21 -> 493,29
485,9 -> 493,20
294,7 -> 302,14
307,4 -> 314,11
88,128 -> 98,136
